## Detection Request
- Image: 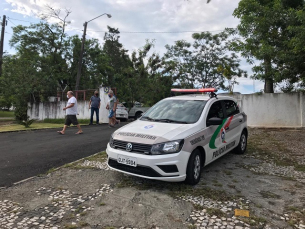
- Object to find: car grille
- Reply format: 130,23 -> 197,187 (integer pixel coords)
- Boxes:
108,158 -> 161,177
112,140 -> 152,154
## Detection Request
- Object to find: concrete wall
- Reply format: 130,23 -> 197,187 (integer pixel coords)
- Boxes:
27,86 -> 111,124
231,92 -> 305,128
28,91 -> 305,128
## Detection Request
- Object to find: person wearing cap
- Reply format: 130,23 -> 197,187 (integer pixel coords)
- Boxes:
57,91 -> 83,135
89,90 -> 101,125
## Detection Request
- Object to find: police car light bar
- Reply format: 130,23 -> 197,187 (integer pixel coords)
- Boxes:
171,88 -> 218,93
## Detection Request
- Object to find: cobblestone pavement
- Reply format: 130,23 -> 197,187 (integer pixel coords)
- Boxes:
0,128 -> 304,228
0,184 -> 112,228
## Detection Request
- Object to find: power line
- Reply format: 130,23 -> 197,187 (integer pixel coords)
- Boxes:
7,17 -> 35,23
8,18 -> 231,34
7,18 -> 16,26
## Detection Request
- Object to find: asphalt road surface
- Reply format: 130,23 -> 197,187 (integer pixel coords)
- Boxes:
0,123 -> 127,187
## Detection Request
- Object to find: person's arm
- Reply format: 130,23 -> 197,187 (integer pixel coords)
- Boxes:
98,100 -> 101,109
63,103 -> 74,110
113,99 -> 117,111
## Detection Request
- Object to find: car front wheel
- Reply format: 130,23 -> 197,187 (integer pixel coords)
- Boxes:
185,149 -> 202,185
235,130 -> 247,154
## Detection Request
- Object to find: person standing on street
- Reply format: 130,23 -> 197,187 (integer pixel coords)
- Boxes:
57,91 -> 83,135
107,90 -> 117,127
89,90 -> 101,125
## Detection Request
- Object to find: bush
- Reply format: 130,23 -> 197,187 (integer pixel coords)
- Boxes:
19,119 -> 35,128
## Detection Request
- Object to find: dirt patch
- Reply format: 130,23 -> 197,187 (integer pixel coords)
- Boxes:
0,128 -> 304,229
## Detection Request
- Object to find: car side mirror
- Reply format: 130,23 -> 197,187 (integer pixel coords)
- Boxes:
207,117 -> 223,126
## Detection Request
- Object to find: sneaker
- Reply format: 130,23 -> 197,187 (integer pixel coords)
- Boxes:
108,124 -> 114,128
116,120 -> 120,125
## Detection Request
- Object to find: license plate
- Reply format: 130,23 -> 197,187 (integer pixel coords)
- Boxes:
117,155 -> 137,167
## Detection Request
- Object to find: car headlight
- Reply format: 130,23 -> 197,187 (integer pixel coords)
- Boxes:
109,135 -> 114,148
151,140 -> 184,155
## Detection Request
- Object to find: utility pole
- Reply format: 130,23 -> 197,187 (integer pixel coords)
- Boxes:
0,15 -> 7,77
75,21 -> 87,91
75,13 -> 111,91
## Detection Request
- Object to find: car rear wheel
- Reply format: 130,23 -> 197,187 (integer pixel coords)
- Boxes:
234,130 -> 247,154
185,149 -> 201,185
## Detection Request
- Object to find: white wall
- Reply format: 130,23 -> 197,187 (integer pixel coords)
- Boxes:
231,92 -> 305,128
28,91 -> 305,128
27,86 -> 111,123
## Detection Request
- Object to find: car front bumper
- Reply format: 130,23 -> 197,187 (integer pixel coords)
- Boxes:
106,143 -> 190,182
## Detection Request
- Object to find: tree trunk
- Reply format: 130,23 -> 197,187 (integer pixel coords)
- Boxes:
264,58 -> 274,93
264,78 -> 274,93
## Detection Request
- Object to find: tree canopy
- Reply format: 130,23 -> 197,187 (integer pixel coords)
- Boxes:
233,0 -> 305,92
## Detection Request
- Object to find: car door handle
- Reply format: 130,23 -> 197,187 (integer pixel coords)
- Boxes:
239,119 -> 242,122
225,126 -> 229,130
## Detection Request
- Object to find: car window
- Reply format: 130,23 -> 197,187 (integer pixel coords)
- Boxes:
206,101 -> 224,120
141,99 -> 207,124
224,100 -> 239,117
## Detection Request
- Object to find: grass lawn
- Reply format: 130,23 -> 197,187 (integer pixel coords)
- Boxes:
0,123 -> 64,132
0,119 -> 91,132
0,110 -> 14,118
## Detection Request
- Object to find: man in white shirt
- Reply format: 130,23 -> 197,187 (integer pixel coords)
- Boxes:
57,91 -> 83,135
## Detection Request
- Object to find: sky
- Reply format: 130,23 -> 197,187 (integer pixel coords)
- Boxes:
0,0 -> 264,94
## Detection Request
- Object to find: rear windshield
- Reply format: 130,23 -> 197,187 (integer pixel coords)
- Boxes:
141,99 -> 207,124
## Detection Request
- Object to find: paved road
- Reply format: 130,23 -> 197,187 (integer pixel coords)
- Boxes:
0,123 -> 126,187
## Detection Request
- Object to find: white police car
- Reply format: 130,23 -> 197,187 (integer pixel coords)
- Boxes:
106,88 -> 248,185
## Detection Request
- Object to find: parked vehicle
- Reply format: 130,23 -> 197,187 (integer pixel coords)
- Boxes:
106,88 -> 248,185
128,102 -> 150,119
116,103 -> 128,121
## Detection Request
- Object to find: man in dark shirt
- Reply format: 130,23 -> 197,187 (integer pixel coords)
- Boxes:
89,90 -> 101,125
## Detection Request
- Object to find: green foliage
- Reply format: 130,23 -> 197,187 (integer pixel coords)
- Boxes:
0,95 -> 14,110
233,0 -> 305,92
19,119 -> 35,128
0,111 -> 14,117
163,30 -> 246,91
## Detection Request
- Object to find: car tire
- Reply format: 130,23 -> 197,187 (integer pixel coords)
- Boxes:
185,149 -> 202,185
135,112 -> 143,120
234,130 -> 247,154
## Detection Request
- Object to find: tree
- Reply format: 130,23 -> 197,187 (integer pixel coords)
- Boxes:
192,31 -> 247,91
163,31 -> 246,91
233,0 -> 304,93
163,40 -> 196,88
102,26 -> 131,86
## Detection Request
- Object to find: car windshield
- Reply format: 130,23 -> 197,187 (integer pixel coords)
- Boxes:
141,99 -> 207,124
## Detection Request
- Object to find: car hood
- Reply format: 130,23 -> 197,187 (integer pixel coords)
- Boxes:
112,120 -> 193,144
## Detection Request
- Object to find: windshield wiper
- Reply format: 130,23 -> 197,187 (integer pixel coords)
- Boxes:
154,118 -> 188,124
141,116 -> 155,121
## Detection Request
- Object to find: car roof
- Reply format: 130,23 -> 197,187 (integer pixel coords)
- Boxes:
164,94 -> 236,101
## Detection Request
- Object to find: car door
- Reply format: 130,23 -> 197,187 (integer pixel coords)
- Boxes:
223,99 -> 244,146
204,100 -> 226,164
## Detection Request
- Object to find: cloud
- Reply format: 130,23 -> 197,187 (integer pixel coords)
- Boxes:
3,0 -> 264,94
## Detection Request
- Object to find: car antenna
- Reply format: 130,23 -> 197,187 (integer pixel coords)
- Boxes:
209,91 -> 218,99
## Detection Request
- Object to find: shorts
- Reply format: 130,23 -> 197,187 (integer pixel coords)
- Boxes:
65,115 -> 79,126
108,109 -> 114,118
